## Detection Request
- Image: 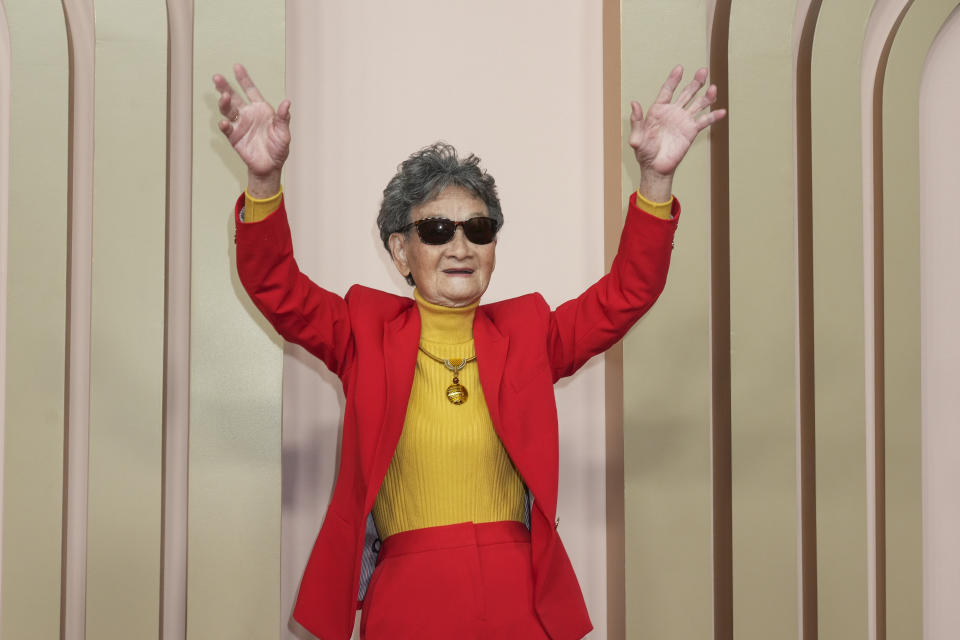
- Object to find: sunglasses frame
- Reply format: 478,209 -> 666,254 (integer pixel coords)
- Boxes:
399,216 -> 501,246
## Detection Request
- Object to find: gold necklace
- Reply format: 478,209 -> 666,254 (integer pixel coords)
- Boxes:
417,345 -> 477,405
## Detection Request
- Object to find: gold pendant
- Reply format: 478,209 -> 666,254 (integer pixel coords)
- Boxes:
446,376 -> 468,405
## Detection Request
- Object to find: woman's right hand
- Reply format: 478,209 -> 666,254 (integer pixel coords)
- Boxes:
213,63 -> 291,197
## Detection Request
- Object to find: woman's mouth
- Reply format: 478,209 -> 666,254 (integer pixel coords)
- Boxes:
443,268 -> 474,276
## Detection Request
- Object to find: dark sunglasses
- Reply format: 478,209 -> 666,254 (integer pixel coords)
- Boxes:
400,216 -> 501,245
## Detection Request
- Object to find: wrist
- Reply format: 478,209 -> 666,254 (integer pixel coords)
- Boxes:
637,170 -> 674,203
247,169 -> 282,199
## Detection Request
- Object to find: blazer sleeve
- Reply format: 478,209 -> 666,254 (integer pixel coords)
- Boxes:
546,192 -> 679,381
234,193 -> 355,379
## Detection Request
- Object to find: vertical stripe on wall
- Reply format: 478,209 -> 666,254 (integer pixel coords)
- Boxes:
1,2 -> 69,638
792,4 -> 823,639
882,3 -> 956,638
161,2 -> 194,639
706,2 -> 733,639
602,0 -> 624,636
86,0 -> 166,636
860,4 -> 915,639
188,2 -> 285,638
621,3 -> 714,639
729,1 -> 799,638
0,1 -> 10,631
920,7 -> 960,639
59,0 -> 95,637
811,2 -> 872,638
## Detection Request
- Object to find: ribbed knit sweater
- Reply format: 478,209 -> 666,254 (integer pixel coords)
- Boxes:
370,290 -> 526,538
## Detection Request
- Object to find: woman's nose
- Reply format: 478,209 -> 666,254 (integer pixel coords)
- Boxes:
444,226 -> 471,256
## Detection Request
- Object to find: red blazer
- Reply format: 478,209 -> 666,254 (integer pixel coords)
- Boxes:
234,192 -> 679,640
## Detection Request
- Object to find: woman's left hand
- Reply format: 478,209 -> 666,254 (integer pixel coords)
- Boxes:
630,66 -> 725,201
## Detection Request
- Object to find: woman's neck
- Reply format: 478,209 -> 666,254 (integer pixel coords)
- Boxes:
414,289 -> 477,344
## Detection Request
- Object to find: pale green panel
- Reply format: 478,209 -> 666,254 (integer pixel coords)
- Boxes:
621,2 -> 712,638
85,0 -> 167,637
728,2 -> 799,638
189,1 -> 285,638
1,2 -> 68,639
810,2 -> 872,638
882,2 -> 956,637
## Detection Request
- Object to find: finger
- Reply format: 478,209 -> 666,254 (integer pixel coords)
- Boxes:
218,92 -> 234,116
696,108 -> 726,130
277,98 -> 292,122
653,65 -> 683,104
686,84 -> 718,115
234,63 -> 265,103
218,92 -> 242,124
274,99 -> 292,142
629,100 -> 643,123
212,74 -> 243,106
218,119 -> 233,137
675,67 -> 708,108
213,74 -> 246,119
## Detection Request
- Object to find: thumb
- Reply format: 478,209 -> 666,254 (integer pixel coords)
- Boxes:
277,98 -> 292,123
274,99 -> 292,141
629,101 -> 644,147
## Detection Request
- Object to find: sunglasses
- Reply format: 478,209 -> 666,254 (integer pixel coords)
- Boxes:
400,216 -> 501,245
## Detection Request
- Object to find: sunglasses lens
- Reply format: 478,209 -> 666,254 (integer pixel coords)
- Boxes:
416,219 -> 456,245
462,217 -> 499,244
412,217 -> 500,245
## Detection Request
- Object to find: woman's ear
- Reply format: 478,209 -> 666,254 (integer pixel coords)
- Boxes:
388,233 -> 410,278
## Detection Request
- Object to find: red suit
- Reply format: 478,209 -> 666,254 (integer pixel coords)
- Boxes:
234,192 -> 680,640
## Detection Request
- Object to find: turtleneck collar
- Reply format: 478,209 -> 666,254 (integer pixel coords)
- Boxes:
414,289 -> 477,345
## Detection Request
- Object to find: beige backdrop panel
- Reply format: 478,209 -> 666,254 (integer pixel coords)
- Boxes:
621,3 -> 713,639
86,0 -> 167,637
811,2 -> 872,637
728,1 -> 799,638
882,2 -> 956,638
282,0 -> 607,637
1,2 -> 69,639
920,5 -> 960,639
188,2 -> 285,639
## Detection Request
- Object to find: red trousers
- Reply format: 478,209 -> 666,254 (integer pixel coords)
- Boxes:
359,521 -> 552,639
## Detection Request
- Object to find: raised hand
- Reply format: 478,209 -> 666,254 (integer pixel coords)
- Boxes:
213,63 -> 291,196
629,66 -> 725,202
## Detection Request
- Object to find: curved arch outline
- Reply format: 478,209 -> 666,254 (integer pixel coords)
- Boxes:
860,2 -> 916,640
0,1 -> 11,633
160,2 -> 194,640
706,2 -> 732,639
918,6 -> 960,639
792,2 -> 824,639
59,0 -> 96,638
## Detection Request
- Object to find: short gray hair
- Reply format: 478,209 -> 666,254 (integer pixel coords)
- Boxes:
377,142 -> 503,285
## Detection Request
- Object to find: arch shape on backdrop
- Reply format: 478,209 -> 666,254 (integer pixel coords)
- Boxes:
919,6 -> 960,639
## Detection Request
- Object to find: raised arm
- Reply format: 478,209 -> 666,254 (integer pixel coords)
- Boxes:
215,64 -> 354,377
548,66 -> 725,378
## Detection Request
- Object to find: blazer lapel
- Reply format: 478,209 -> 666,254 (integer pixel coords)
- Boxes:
364,304 -> 420,512
473,307 -> 508,443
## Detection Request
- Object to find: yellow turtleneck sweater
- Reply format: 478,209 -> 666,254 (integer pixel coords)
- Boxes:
370,290 -> 527,539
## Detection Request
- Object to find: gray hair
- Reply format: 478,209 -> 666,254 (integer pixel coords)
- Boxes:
377,142 -> 503,285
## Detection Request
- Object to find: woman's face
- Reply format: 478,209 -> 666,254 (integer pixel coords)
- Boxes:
389,185 -> 497,308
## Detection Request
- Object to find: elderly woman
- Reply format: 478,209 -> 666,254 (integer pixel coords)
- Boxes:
214,63 -> 723,640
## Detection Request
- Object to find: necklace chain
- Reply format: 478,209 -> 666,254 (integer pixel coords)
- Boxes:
418,345 -> 477,405
417,345 -> 477,372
